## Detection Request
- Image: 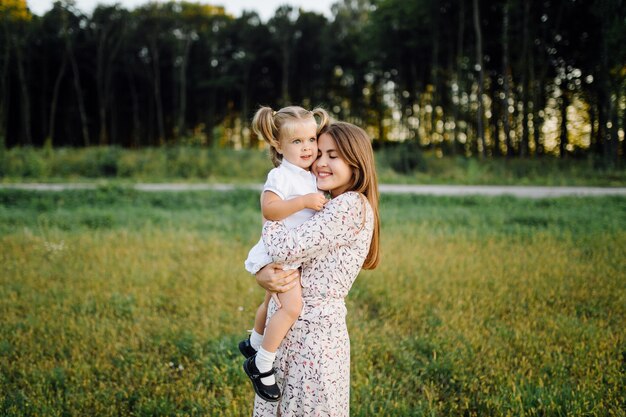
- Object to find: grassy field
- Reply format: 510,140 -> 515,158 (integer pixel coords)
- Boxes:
1,145 -> 625,186
0,188 -> 625,416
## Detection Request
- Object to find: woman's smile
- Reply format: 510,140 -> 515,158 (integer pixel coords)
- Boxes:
313,133 -> 353,197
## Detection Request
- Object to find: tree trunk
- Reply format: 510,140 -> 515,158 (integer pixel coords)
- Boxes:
559,92 -> 568,157
599,21 -> 611,165
527,33 -> 536,156
472,0 -> 485,158
97,27 -> 108,145
0,22 -> 10,146
281,40 -> 290,105
13,37 -> 32,145
533,81 -> 544,157
597,91 -> 606,159
67,44 -> 90,146
370,74 -> 385,141
39,53 -> 49,142
207,87 -> 216,148
452,0 -> 465,155
622,94 -> 626,161
150,37 -> 166,144
62,10 -> 90,147
609,92 -> 619,164
520,0 -> 530,157
96,23 -> 122,146
431,0 -> 440,134
126,64 -> 141,147
48,51 -> 68,145
409,62 -> 420,144
241,66 -> 250,146
589,102 -> 597,155
177,35 -> 192,139
501,2 -> 512,157
491,75 -> 501,156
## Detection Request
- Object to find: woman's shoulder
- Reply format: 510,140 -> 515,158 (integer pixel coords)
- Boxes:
333,191 -> 362,202
326,192 -> 373,234
328,191 -> 369,214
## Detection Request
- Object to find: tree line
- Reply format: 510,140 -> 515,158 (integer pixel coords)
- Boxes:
1,0 -> 624,165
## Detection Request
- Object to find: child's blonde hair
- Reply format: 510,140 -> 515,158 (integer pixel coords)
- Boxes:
318,121 -> 380,269
252,106 -> 331,167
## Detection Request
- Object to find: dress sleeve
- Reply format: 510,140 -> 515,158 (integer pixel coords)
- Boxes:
263,168 -> 288,200
262,192 -> 365,265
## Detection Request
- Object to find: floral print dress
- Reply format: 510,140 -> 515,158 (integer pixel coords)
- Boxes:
254,191 -> 374,417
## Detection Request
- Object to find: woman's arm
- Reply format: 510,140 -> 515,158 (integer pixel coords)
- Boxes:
256,263 -> 300,293
262,192 -> 365,265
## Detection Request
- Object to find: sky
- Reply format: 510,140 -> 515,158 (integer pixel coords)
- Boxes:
26,0 -> 336,20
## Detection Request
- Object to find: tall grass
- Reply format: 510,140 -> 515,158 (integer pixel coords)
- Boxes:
1,188 -> 624,416
1,146 -> 624,185
0,147 -> 271,183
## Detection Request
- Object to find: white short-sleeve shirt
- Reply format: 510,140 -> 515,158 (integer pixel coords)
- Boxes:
244,159 -> 318,274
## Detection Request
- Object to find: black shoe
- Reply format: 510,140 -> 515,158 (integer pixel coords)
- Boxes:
243,355 -> 281,402
238,337 -> 257,359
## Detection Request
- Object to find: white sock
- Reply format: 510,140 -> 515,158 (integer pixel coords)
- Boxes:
255,346 -> 276,386
250,329 -> 264,351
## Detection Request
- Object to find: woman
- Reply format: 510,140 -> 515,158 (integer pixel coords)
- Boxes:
248,121 -> 380,416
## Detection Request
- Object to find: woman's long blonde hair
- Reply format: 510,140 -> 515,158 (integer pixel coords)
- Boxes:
319,122 -> 380,269
252,106 -> 330,167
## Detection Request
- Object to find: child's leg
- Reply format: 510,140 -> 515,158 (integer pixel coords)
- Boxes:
253,291 -> 272,335
253,281 -> 302,386
245,292 -> 271,352
261,281 -> 303,352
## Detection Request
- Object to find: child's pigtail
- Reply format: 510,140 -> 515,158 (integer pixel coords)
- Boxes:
252,106 -> 282,167
312,107 -> 331,134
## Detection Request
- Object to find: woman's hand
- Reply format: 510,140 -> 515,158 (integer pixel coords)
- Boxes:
256,263 -> 299,307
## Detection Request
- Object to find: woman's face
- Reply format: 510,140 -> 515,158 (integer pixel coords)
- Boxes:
313,133 -> 353,197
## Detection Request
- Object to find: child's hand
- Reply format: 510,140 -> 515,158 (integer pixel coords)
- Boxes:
271,292 -> 281,308
302,192 -> 328,211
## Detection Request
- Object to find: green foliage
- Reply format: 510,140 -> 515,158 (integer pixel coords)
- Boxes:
1,147 -> 48,178
0,188 -> 625,415
3,0 -> 625,167
378,141 -> 428,174
2,146 -> 625,186
1,146 -> 272,183
377,152 -> 626,186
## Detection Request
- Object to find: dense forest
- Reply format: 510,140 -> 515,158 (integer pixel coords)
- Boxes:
1,0 -> 625,165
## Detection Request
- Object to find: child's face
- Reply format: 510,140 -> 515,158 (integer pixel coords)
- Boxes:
277,120 -> 318,170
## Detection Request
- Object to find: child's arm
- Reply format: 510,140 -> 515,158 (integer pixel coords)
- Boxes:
262,190 -> 327,221
262,192 -> 367,265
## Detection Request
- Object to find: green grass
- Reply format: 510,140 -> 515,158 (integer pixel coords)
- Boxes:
1,188 -> 625,416
1,145 -> 625,186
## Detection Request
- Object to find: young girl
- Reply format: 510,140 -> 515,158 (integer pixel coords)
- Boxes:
241,105 -> 330,402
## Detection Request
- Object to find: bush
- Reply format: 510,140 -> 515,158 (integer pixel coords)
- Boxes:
79,146 -> 122,177
379,140 -> 427,174
3,147 -> 48,178
1,144 -> 624,186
